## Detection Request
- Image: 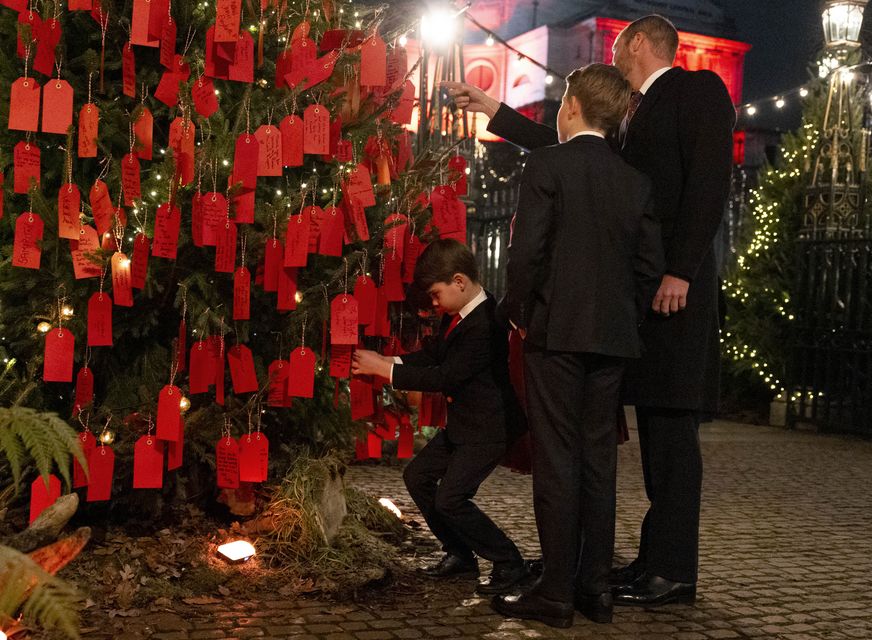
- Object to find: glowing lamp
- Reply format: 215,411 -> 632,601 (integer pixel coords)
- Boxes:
217,540 -> 256,564
378,498 -> 402,518
421,6 -> 458,49
822,1 -> 867,47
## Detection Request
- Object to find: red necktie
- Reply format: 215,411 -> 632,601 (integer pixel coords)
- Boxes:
626,91 -> 643,123
444,314 -> 461,337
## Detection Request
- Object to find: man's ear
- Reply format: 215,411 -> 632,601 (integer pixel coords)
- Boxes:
453,273 -> 466,288
630,31 -> 645,54
569,95 -> 582,117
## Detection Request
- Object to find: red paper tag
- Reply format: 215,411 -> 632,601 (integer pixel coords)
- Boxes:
280,115 -> 304,167
277,266 -> 298,311
345,164 -> 376,207
192,76 -> 219,118
233,267 -> 251,320
318,205 -> 344,257
13,141 -> 40,194
33,18 -> 61,76
215,221 -> 237,273
189,340 -> 216,394
228,31 -> 254,83
288,347 -> 316,397
167,416 -> 184,471
367,432 -> 383,458
330,344 -> 352,378
41,79 -> 73,135
201,192 -> 227,245
397,421 -> 414,459
305,205 -> 324,253
131,233 -> 149,289
404,234 -> 423,283
284,209 -> 311,267
13,212 -> 44,269
360,35 -> 387,87
74,367 -> 95,413
87,292 -> 113,347
168,116 -> 195,185
303,104 -> 330,155
148,0 -> 169,41
331,295 -> 359,344
86,446 -> 114,502
71,225 -> 102,279
290,33 -> 316,78
122,43 -> 136,98
111,252 -> 133,307
69,0 -> 93,9
44,328 -> 75,382
232,134 -> 259,192
73,431 -> 96,488
255,124 -> 282,176
365,287 -> 391,337
383,252 -> 405,302
286,50 -> 339,89
76,103 -> 99,158
152,203 -> 181,259
216,437 -> 240,488
228,344 -> 258,394
384,213 -> 408,257
120,154 -> 141,205
9,77 -> 40,132
448,155 -> 468,196
133,108 -> 153,160
156,384 -> 182,441
231,189 -> 254,224
89,179 -> 113,236
354,277 -> 377,326
239,433 -> 269,482
263,238 -> 282,292
131,0 -> 156,45
133,436 -> 164,489
215,0 -> 242,42
29,475 -> 61,524
267,360 -> 292,407
431,186 -> 467,235
350,377 -> 375,420
160,17 -> 177,68
390,81 -> 415,125
344,198 -> 370,242
386,45 -> 408,89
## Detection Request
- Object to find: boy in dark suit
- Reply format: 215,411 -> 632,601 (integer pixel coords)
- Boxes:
352,239 -> 528,595
491,64 -> 663,627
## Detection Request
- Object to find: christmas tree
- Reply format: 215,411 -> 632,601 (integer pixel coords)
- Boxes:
0,0 -> 468,513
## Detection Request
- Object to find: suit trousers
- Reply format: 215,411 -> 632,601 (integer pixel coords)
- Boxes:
524,345 -> 625,602
634,406 -> 703,584
403,430 -> 522,566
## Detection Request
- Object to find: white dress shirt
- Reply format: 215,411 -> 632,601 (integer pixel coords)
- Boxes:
639,67 -> 672,95
567,130 -> 606,141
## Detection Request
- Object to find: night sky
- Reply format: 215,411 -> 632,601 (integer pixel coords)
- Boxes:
724,0 -> 824,104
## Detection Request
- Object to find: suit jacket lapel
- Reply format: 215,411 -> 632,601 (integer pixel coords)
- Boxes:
628,67 -> 683,133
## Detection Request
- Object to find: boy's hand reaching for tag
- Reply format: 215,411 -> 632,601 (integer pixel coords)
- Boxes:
351,349 -> 394,379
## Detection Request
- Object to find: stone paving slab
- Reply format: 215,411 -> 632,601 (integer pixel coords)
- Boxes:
69,421 -> 871,639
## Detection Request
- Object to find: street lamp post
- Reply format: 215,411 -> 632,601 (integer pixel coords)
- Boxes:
822,0 -> 868,48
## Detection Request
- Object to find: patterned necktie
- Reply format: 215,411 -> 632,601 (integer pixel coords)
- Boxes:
444,314 -> 461,337
620,91 -> 644,147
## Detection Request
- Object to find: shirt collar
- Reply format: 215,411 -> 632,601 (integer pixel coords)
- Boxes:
457,287 -> 488,320
568,130 -> 605,141
639,67 -> 672,95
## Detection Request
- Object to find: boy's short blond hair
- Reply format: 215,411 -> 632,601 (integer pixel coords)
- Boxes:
565,64 -> 632,134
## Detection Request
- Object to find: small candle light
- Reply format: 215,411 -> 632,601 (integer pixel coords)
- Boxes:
37,321 -> 52,333
62,305 -> 74,317
179,396 -> 191,413
99,429 -> 115,445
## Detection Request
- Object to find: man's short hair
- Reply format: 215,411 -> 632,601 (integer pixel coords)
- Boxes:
413,239 -> 479,290
565,64 -> 632,133
623,14 -> 679,63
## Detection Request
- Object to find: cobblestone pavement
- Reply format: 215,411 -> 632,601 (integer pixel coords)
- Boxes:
80,420 -> 872,640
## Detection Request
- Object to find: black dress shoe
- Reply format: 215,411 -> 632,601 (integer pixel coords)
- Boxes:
609,559 -> 644,586
612,573 -> 696,607
476,562 -> 529,595
421,553 -> 479,577
491,592 -> 574,628
574,592 -> 613,624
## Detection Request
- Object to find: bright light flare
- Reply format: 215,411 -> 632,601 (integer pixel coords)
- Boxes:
379,498 -> 402,518
217,540 -> 256,564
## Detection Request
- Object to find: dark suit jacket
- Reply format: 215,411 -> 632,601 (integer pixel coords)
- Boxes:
488,67 -> 735,412
392,293 -> 525,444
502,135 -> 663,358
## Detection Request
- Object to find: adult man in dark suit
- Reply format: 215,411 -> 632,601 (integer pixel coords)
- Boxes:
352,239 -> 528,596
444,13 -> 736,608
490,64 -> 662,628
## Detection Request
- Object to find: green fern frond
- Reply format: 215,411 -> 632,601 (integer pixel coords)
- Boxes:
0,545 -> 81,640
0,407 -> 86,494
